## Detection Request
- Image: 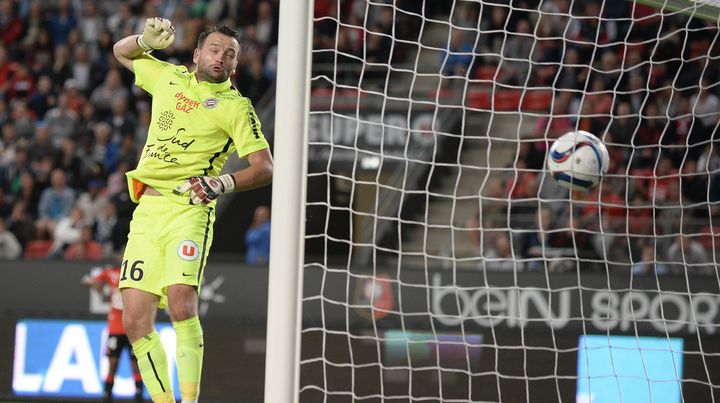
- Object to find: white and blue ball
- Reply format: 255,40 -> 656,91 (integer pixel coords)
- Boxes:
547,130 -> 609,191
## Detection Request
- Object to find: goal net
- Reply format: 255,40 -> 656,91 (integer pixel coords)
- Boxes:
294,0 -> 720,401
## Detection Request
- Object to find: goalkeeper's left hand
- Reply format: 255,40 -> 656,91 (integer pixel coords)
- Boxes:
173,174 -> 236,205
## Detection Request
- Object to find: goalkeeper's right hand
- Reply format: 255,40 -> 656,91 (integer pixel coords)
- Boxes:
137,17 -> 175,51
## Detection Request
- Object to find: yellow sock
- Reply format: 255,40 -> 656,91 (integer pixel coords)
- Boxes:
173,316 -> 204,401
132,330 -> 175,403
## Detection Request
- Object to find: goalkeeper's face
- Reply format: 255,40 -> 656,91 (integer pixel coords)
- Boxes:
193,32 -> 239,83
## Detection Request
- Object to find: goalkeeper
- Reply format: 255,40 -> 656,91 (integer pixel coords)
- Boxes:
113,18 -> 273,403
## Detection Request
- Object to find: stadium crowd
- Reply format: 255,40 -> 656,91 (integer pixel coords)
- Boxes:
0,0 -> 717,275
0,0 -> 279,260
431,0 -> 719,273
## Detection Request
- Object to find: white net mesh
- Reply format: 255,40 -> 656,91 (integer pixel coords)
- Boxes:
300,0 -> 720,401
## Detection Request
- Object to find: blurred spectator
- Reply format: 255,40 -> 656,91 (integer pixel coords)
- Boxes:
440,28 -> 474,77
92,121 -> 118,173
44,93 -> 79,147
109,177 -> 135,246
31,155 -> 53,192
236,56 -> 271,102
106,3 -> 136,42
520,207 -> 572,270
51,44 -> 73,89
90,69 -> 129,118
64,225 -> 103,261
533,92 -> 574,140
238,25 -> 262,66
49,0 -> 77,45
49,206 -> 83,257
481,232 -> 516,271
0,216 -> 21,259
2,144 -> 29,190
71,45 -> 92,92
75,179 -> 108,224
681,159 -> 707,206
28,121 -> 55,162
477,6 -> 508,57
0,0 -> 23,46
625,73 -> 646,113
255,1 -> 276,46
95,202 -> 118,253
8,64 -> 35,99
11,100 -> 36,139
698,144 -> 720,204
36,168 -> 75,238
107,97 -> 137,143
691,78 -> 720,129
8,171 -> 39,218
64,79 -> 87,113
500,19 -> 533,85
466,211 -> 482,252
106,160 -> 130,197
0,120 -> 18,167
26,74 -> 57,118
635,102 -> 665,147
662,95 -> 709,164
607,101 -> 638,146
78,2 -> 105,47
20,0 -> 45,51
632,243 -> 668,276
7,200 -> 33,248
245,205 -> 271,265
584,77 -> 613,116
0,44 -> 15,98
54,138 -> 83,189
666,234 -> 711,275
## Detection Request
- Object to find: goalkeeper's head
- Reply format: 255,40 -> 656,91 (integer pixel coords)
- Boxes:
193,24 -> 240,84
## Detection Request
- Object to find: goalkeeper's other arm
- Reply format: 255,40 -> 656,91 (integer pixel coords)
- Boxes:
174,148 -> 273,205
113,17 -> 175,72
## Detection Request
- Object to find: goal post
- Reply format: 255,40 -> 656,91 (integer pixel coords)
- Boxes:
268,0 -> 720,402
264,1 -> 313,402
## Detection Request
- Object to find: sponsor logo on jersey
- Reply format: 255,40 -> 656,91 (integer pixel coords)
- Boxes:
177,240 -> 200,261
174,92 -> 200,113
203,97 -> 219,109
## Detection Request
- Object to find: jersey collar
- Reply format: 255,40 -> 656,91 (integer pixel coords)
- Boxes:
190,72 -> 231,92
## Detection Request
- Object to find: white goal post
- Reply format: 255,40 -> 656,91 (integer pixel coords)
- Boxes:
267,0 -> 720,402
264,1 -> 312,403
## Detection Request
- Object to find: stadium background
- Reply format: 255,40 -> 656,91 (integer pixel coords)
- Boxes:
0,0 -> 719,402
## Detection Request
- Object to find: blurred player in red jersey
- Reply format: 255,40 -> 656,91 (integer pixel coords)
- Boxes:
82,264 -> 144,403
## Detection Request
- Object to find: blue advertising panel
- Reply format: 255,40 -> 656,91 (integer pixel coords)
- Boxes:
576,335 -> 684,403
13,319 -> 180,400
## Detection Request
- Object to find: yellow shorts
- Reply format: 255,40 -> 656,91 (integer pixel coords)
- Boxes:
120,195 -> 215,308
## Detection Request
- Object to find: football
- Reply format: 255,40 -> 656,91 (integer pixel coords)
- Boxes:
547,130 -> 610,191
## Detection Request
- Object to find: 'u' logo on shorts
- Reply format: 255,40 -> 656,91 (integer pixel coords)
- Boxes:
178,240 -> 200,261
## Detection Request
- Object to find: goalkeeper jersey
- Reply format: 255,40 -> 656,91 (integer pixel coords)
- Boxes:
126,53 -> 269,204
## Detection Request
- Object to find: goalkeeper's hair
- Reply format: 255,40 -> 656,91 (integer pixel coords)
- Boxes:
197,24 -> 240,48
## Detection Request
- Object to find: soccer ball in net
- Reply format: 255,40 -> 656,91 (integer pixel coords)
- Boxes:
547,130 -> 610,191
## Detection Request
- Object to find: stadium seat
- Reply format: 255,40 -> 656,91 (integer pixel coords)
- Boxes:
521,90 -> 553,112
493,90 -> 521,111
466,89 -> 491,110
698,226 -> 720,248
474,65 -> 502,81
23,240 -> 53,259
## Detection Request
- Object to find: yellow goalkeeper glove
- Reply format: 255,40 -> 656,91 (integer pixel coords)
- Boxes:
173,174 -> 236,205
137,17 -> 175,51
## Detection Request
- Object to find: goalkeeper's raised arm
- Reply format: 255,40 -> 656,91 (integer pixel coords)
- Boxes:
113,17 -> 176,72
112,20 -> 273,403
